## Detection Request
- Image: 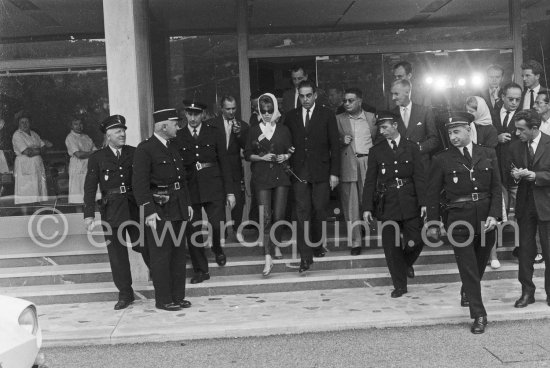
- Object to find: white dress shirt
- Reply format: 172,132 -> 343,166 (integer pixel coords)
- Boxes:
386,134 -> 401,149
499,107 -> 516,129
187,123 -> 202,137
530,130 -> 541,154
400,102 -> 412,128
522,84 -> 541,110
154,133 -> 169,147
540,117 -> 550,136
302,104 -> 316,127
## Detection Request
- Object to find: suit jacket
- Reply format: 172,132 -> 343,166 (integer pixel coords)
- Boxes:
174,123 -> 234,204
132,136 -> 191,221
427,145 -> 502,235
336,110 -> 377,182
509,133 -> 550,221
493,108 -> 519,186
285,105 -> 340,183
208,116 -> 249,184
518,87 -> 547,111
392,103 -> 439,156
282,88 -> 330,113
362,138 -> 426,221
479,88 -> 502,115
83,145 -> 138,227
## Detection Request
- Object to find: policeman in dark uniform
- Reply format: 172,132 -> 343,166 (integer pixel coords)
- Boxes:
427,112 -> 502,334
174,102 -> 235,284
132,108 -> 193,311
83,115 -> 149,310
362,111 -> 426,298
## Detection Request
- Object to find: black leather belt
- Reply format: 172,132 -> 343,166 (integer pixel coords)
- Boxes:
386,177 -> 413,189
154,181 -> 183,191
102,186 -> 131,195
189,162 -> 215,171
450,192 -> 490,203
355,153 -> 368,158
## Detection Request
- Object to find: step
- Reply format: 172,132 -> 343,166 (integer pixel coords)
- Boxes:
1,259 -> 543,305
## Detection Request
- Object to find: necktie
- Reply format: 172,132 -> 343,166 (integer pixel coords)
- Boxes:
530,89 -> 535,109
305,109 -> 310,128
116,149 -> 120,160
528,140 -> 535,168
491,88 -> 500,107
225,120 -> 232,149
502,111 -> 510,129
193,128 -> 198,139
401,107 -> 409,128
296,90 -> 302,109
463,146 -> 472,164
391,140 -> 398,152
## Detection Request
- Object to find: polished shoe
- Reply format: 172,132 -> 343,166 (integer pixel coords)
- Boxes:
535,253 -> 544,264
114,298 -> 134,310
461,291 -> 469,307
350,247 -> 362,256
470,316 -> 488,334
514,294 -> 535,308
263,255 -> 274,277
274,246 -> 283,260
298,257 -> 313,273
390,288 -> 407,298
215,252 -> 227,266
407,266 -> 415,279
190,271 -> 210,284
155,302 -> 182,311
313,247 -> 327,258
490,259 -> 501,269
173,299 -> 192,308
512,247 -> 519,258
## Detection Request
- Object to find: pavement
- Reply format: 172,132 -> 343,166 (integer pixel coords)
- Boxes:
39,276 -> 550,347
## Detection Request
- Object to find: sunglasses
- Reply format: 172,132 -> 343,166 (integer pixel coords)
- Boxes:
260,109 -> 274,114
343,98 -> 357,104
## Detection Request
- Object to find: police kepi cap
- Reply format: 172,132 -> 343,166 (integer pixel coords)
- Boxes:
182,100 -> 207,112
153,108 -> 180,123
446,112 -> 474,129
375,111 -> 399,125
100,115 -> 126,133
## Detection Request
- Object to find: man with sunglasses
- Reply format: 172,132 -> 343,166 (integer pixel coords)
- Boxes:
336,88 -> 377,255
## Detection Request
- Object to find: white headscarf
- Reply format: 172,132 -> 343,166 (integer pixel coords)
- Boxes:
469,96 -> 493,126
258,93 -> 281,125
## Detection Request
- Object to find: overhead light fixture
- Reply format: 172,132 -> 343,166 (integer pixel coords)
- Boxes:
457,78 -> 466,87
471,73 -> 484,88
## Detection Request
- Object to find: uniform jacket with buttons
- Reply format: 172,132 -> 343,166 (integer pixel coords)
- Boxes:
427,144 -> 502,235
285,104 -> 340,183
174,122 -> 234,204
84,145 -> 138,227
362,137 -> 426,221
132,135 -> 191,221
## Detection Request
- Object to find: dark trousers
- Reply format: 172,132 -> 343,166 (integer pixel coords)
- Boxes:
517,195 -> 550,297
257,186 -> 289,256
292,180 -> 330,260
145,220 -> 187,305
452,231 -> 495,319
187,200 -> 225,273
380,217 -> 424,290
230,181 -> 245,231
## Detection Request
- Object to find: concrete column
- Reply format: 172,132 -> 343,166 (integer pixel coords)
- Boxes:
510,0 -> 523,83
103,0 -> 153,282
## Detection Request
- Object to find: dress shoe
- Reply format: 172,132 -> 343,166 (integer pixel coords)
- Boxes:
461,291 -> 469,307
470,316 -> 487,334
514,294 -> 535,308
407,266 -> 415,279
173,299 -> 192,308
190,271 -> 210,284
299,257 -> 313,273
155,302 -> 182,311
391,288 -> 407,298
263,255 -> 274,277
512,247 -> 519,258
535,253 -> 544,264
215,252 -> 227,266
274,246 -> 283,260
114,297 -> 134,310
490,259 -> 501,269
313,247 -> 326,258
350,247 -> 362,256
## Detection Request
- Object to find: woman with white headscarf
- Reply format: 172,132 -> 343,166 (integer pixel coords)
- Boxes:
466,96 -> 501,269
244,93 -> 293,276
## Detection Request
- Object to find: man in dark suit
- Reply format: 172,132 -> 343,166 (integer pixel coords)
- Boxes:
494,82 -> 522,214
282,66 -> 329,113
174,102 -> 236,284
132,108 -> 193,311
508,109 -> 550,308
207,95 -> 249,236
285,80 -> 340,272
520,60 -> 545,111
391,79 -> 440,167
480,64 -> 505,115
362,112 -> 426,298
83,115 -> 149,311
427,112 -> 502,334
390,61 -> 431,108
